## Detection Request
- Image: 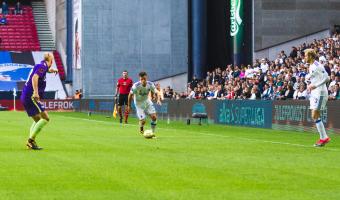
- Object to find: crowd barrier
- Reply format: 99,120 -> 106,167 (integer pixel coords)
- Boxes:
1,98 -> 339,134
0,99 -> 74,111
72,99 -> 339,134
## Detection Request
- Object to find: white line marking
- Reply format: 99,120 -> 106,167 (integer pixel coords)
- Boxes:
59,116 -> 340,152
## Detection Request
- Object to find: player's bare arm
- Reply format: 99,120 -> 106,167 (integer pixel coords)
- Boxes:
127,93 -> 133,113
153,89 -> 162,105
48,68 -> 58,74
32,74 -> 40,101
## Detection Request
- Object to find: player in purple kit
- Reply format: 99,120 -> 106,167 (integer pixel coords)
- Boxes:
20,53 -> 58,150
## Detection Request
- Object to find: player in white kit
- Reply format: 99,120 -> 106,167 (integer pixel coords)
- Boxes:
127,72 -> 162,137
305,49 -> 331,147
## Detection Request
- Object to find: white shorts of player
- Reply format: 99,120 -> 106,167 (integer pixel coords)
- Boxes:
309,95 -> 328,110
135,101 -> 156,120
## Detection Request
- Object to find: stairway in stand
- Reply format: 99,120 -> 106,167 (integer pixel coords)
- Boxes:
31,0 -> 55,51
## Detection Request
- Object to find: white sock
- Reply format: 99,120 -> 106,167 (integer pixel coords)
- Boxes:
315,119 -> 328,140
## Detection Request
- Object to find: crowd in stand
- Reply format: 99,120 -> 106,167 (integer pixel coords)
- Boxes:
1,1 -> 23,15
0,1 -> 23,24
0,1 -> 23,46
161,33 -> 340,101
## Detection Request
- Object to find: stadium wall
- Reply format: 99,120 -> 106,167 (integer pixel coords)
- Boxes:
81,0 -> 188,99
55,0 -> 67,70
44,0 -> 57,41
154,73 -> 188,93
72,99 -> 340,134
254,0 -> 340,50
254,29 -> 331,61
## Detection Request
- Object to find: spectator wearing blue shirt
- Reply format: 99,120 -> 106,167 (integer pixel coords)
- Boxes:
0,14 -> 7,25
1,1 -> 8,15
261,84 -> 273,100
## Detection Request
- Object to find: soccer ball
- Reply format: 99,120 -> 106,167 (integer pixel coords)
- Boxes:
143,130 -> 155,139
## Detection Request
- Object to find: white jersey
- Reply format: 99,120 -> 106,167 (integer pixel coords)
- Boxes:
130,81 -> 157,119
130,81 -> 156,106
307,61 -> 329,96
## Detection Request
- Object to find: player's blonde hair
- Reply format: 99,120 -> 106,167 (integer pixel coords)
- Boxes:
44,52 -> 54,62
304,48 -> 317,64
304,49 -> 317,59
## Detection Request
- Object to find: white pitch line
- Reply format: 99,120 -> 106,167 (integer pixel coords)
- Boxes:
59,116 -> 340,152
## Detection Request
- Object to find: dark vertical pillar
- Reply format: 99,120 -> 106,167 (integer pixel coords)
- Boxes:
230,0 -> 244,66
66,0 -> 73,82
189,0 -> 207,80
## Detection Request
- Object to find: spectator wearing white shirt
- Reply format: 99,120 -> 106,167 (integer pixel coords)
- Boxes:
293,84 -> 308,100
328,73 -> 337,90
186,87 -> 195,99
260,58 -> 269,73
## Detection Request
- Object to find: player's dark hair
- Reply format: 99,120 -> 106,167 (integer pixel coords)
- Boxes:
123,70 -> 128,73
139,71 -> 147,77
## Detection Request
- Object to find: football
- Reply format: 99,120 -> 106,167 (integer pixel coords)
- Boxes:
143,130 -> 155,139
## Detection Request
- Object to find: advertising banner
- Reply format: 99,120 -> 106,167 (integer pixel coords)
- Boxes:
0,100 -> 74,111
215,100 -> 272,128
272,101 -> 340,134
73,0 -> 82,69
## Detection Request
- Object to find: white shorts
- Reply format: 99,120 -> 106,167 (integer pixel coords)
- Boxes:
309,95 -> 328,110
135,102 -> 156,120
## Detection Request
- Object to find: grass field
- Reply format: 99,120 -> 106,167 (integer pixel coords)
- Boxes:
0,111 -> 340,200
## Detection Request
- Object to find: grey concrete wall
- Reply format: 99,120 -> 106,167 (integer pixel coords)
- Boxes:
254,29 -> 330,61
254,0 -> 340,50
155,73 -> 188,93
81,0 -> 188,99
55,0 -> 67,69
44,0 -> 56,41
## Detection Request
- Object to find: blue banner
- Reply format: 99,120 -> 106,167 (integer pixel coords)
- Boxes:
215,100 -> 272,128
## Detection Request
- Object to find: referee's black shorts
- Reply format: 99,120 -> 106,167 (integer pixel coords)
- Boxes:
118,94 -> 129,106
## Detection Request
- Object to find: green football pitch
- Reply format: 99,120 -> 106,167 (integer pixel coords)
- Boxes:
0,111 -> 339,200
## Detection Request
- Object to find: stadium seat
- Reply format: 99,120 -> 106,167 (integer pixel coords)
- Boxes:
0,6 -> 40,51
53,51 -> 66,80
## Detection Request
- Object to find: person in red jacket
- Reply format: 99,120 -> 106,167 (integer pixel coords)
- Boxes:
115,70 -> 133,123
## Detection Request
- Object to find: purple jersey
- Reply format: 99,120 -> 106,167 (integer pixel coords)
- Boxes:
22,61 -> 48,98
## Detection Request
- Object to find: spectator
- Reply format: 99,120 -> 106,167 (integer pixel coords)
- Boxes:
180,92 -> 187,99
74,90 -> 82,99
190,76 -> 199,90
258,68 -> 266,92
214,85 -> 224,100
225,86 -> 235,100
1,1 -> 8,15
290,46 -> 298,58
187,87 -> 195,99
260,59 -> 269,73
328,72 -> 338,91
206,85 -> 215,100
14,1 -> 23,15
249,87 -> 258,100
163,86 -> 173,99
329,84 -> 339,100
232,66 -> 241,78
155,83 -> 164,101
245,65 -> 254,78
275,86 -> 286,100
293,84 -> 307,100
181,33 -> 339,101
261,84 -> 273,100
0,14 -> 7,25
239,86 -> 251,99
284,85 -> 295,99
